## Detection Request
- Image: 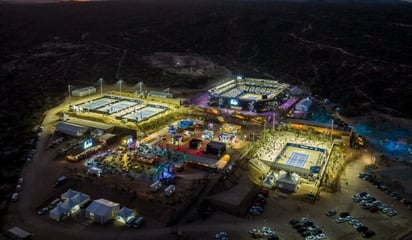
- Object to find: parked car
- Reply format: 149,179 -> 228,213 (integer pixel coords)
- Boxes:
336,217 -> 346,223
11,193 -> 19,202
37,207 -> 49,215
215,231 -> 229,240
126,217 -> 136,227
260,189 -> 270,197
18,178 -> 24,184
132,216 -> 145,228
326,210 -> 336,217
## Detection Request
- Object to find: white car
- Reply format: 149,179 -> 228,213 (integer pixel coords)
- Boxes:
336,217 -> 346,223
262,226 -> 271,232
18,178 -> 24,184
316,233 -> 326,239
263,230 -> 275,237
387,210 -> 398,217
353,222 -> 363,228
11,193 -> 19,202
37,207 -> 49,215
345,216 -> 354,221
305,236 -> 316,240
215,232 -> 228,240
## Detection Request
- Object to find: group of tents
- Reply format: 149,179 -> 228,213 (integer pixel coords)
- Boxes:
49,189 -> 135,224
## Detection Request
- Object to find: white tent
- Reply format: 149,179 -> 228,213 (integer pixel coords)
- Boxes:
267,171 -> 278,180
116,207 -> 135,223
71,192 -> 90,206
262,177 -> 275,189
60,189 -> 90,214
61,199 -> 77,212
276,172 -> 300,192
85,199 -> 120,224
62,189 -> 79,200
49,204 -> 67,222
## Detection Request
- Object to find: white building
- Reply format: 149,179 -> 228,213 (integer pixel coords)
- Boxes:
71,86 -> 96,97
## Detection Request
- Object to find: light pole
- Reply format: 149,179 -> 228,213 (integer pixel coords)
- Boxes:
98,78 -> 103,96
330,119 -> 334,143
116,79 -> 125,96
263,122 -> 266,142
68,84 -> 71,102
272,112 -> 275,131
137,82 -> 143,96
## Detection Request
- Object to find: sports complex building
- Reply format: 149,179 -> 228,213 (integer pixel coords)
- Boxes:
208,78 -> 290,112
70,95 -> 168,123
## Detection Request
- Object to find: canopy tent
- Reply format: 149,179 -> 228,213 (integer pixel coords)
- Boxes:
276,172 -> 300,192
116,207 -> 135,223
71,192 -> 90,206
60,198 -> 77,212
85,199 -> 120,224
62,189 -> 79,200
49,204 -> 67,222
60,189 -> 91,215
262,177 -> 275,189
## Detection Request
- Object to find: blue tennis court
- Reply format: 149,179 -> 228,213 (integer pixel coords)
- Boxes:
286,152 -> 309,168
79,99 -> 111,110
99,102 -> 135,113
123,106 -> 167,122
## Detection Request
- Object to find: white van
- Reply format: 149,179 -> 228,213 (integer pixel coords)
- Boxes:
11,193 -> 19,202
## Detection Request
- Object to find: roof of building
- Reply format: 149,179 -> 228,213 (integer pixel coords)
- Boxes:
8,227 -> 31,238
60,198 -> 77,211
61,189 -> 90,206
72,86 -> 96,94
116,207 -> 135,219
67,117 -> 114,131
86,199 -> 119,217
55,122 -> 88,137
49,204 -> 67,216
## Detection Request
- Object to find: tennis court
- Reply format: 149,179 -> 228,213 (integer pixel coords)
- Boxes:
286,152 -> 309,168
99,101 -> 136,114
78,98 -> 112,110
122,105 -> 168,122
239,93 -> 262,101
275,143 -> 326,175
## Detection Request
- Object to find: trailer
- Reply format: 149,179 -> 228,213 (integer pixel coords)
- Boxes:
164,185 -> 176,197
8,227 -> 31,240
150,181 -> 162,192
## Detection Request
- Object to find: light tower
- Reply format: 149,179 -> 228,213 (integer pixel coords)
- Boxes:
98,78 -> 103,96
